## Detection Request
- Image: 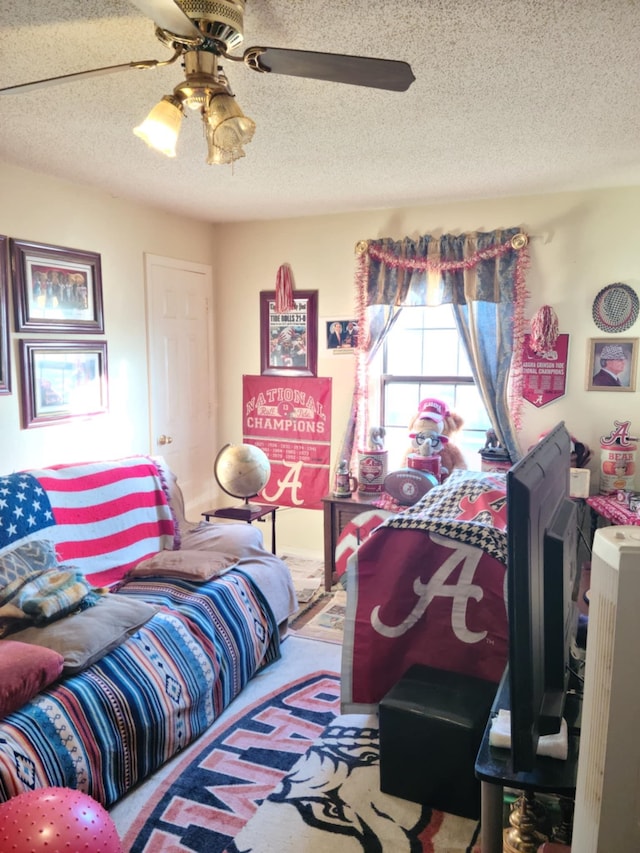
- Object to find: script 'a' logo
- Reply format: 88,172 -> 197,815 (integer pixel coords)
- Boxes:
600,420 -> 637,447
370,536 -> 491,644
261,460 -> 305,505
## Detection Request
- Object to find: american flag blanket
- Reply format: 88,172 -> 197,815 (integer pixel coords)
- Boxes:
0,456 -> 177,586
341,471 -> 509,714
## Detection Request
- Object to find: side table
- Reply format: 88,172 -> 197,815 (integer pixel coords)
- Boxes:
201,504 -> 278,554
321,492 -> 383,592
587,494 -> 640,529
474,667 -> 580,853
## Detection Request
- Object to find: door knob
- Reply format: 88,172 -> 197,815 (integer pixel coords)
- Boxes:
157,434 -> 173,445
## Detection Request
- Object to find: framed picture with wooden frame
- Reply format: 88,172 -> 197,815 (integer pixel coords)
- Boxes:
10,238 -> 104,333
260,290 -> 318,377
20,339 -> 109,428
586,337 -> 638,391
0,236 -> 10,395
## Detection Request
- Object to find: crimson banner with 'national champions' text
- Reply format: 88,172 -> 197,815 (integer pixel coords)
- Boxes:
242,375 -> 332,510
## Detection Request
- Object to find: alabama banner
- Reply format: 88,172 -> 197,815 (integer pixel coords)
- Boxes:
242,375 -> 332,510
521,333 -> 569,408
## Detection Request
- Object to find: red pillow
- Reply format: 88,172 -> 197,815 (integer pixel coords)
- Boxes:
0,640 -> 64,719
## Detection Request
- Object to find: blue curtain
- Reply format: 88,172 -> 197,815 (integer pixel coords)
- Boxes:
345,229 -> 530,466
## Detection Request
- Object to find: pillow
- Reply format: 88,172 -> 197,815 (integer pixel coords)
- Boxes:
9,594 -> 159,675
0,539 -> 59,590
0,639 -> 64,718
127,549 -> 238,581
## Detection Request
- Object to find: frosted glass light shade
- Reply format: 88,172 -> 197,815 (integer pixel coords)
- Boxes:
134,96 -> 184,157
206,137 -> 247,165
207,93 -> 255,151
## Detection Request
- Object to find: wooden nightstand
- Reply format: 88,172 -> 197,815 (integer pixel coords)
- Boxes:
321,492 -> 382,591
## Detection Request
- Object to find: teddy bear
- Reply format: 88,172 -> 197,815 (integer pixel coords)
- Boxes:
404,397 -> 467,481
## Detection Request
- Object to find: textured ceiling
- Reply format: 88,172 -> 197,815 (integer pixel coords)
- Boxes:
1,0 -> 640,224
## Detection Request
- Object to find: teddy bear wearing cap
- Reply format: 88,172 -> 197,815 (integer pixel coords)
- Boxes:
404,397 -> 467,481
592,343 -> 628,387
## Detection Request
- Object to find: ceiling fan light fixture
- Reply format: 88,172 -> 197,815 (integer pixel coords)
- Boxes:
205,137 -> 246,165
206,92 -> 255,155
134,95 -> 184,157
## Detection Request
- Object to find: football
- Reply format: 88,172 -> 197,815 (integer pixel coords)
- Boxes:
384,468 -> 438,505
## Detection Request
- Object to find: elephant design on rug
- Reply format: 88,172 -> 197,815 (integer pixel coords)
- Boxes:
230,723 -> 439,852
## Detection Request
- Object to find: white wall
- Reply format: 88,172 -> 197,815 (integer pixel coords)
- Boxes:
215,188 -> 640,554
0,162 -> 217,473
1,160 -> 638,557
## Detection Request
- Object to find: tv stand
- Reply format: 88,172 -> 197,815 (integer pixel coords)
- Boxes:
475,668 -> 581,853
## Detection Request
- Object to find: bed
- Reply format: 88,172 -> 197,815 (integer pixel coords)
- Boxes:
340,470 -> 510,714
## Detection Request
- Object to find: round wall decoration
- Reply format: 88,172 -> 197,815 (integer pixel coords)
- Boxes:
592,283 -> 639,333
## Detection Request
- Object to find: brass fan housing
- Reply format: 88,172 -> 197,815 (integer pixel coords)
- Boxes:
157,0 -> 245,52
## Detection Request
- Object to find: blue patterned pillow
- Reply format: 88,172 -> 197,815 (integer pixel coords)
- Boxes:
0,540 -> 59,591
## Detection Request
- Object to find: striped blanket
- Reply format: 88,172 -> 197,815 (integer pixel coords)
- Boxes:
0,457 -> 176,586
0,571 -> 281,806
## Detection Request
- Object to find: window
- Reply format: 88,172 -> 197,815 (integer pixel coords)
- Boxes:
369,305 -> 492,471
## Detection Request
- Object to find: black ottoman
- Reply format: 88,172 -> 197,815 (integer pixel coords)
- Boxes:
379,664 -> 497,819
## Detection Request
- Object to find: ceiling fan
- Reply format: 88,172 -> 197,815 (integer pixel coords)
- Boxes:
0,0 -> 416,165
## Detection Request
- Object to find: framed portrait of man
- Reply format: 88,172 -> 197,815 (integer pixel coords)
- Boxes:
586,338 -> 638,391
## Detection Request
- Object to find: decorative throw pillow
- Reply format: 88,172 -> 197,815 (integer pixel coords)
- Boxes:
9,594 -> 159,675
0,639 -> 64,718
127,549 -> 238,581
0,539 -> 59,591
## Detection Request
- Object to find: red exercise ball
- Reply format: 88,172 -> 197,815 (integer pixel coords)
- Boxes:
0,787 -> 123,852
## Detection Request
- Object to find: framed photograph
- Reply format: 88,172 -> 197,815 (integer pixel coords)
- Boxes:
260,290 -> 318,377
20,340 -> 109,428
586,337 -> 638,391
10,239 -> 104,333
0,236 -> 10,395
325,318 -> 359,352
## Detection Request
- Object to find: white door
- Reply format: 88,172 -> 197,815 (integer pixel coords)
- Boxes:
145,253 -> 215,520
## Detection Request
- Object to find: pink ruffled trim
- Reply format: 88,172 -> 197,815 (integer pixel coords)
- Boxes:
354,252 -> 370,453
509,245 -> 531,431
356,233 -> 531,434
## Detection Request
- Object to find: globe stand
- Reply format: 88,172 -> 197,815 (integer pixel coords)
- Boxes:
219,496 -> 263,520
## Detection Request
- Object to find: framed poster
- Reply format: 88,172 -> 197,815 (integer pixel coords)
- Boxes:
10,238 -> 104,333
586,338 -> 637,391
260,290 -> 317,377
0,236 -> 9,395
20,339 -> 109,428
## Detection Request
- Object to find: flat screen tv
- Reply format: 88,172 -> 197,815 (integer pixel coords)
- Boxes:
507,421 -> 579,772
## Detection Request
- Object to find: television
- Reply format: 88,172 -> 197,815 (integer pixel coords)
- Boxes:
506,421 -> 579,772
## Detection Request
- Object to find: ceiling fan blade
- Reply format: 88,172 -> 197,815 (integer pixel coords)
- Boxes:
0,61 -> 162,95
246,47 -> 415,92
128,0 -> 202,40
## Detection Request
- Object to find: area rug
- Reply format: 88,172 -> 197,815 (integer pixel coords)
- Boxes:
229,714 -> 480,853
287,588 -> 347,644
281,553 -> 325,611
120,671 -> 478,853
121,670 -> 341,852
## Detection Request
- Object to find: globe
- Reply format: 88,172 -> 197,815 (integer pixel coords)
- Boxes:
214,443 -> 271,507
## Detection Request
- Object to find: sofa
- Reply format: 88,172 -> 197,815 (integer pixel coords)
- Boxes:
0,455 -> 297,807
